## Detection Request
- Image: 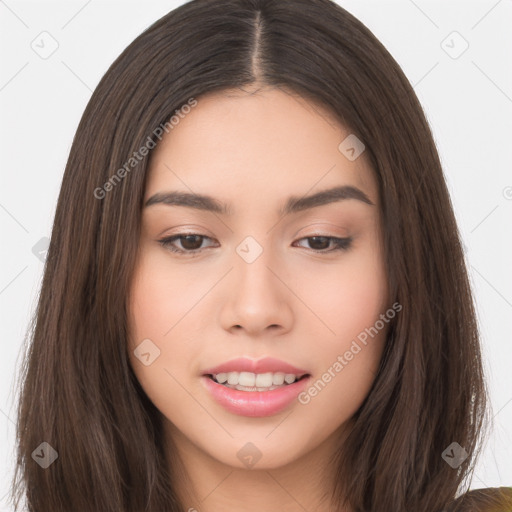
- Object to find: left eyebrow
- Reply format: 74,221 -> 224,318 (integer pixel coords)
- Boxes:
144,185 -> 374,216
280,185 -> 374,216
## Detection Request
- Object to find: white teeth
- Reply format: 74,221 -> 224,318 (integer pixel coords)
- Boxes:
284,374 -> 297,384
212,371 -> 302,387
255,372 -> 273,387
227,372 -> 239,385
238,372 -> 255,386
272,373 -> 285,385
215,372 -> 228,384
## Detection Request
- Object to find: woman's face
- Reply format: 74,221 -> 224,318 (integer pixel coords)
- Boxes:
127,86 -> 390,471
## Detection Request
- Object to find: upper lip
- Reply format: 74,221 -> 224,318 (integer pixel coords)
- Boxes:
202,357 -> 310,377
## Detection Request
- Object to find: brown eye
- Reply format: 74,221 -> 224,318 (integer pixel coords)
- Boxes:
294,236 -> 352,252
179,235 -> 205,250
158,234 -> 217,254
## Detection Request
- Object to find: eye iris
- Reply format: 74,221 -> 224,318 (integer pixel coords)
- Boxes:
181,235 -> 203,250
308,236 -> 330,250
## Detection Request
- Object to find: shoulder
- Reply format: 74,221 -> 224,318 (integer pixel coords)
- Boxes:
445,486 -> 512,512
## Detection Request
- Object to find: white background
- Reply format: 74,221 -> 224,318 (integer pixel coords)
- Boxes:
1,0 -> 511,509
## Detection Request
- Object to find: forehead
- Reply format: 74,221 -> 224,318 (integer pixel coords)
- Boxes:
145,87 -> 377,210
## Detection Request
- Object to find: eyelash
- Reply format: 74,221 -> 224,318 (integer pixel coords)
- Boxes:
157,233 -> 353,256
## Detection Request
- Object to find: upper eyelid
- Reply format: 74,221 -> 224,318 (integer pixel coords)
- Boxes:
160,232 -> 347,242
161,221 -> 349,239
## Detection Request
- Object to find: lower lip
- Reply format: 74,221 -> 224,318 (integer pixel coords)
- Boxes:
201,375 -> 311,417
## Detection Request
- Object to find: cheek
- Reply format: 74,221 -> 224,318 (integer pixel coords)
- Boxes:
126,252 -> 195,394
127,248 -> 212,344
295,279 -> 388,429
334,264 -> 388,342
292,240 -> 388,344
291,240 -> 388,405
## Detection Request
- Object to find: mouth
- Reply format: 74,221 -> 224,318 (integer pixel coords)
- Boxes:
200,356 -> 312,416
205,371 -> 310,392
201,372 -> 312,417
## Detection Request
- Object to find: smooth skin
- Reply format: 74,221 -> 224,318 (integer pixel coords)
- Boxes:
127,85 -> 390,512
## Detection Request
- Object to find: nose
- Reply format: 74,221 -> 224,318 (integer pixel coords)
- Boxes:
219,243 -> 294,337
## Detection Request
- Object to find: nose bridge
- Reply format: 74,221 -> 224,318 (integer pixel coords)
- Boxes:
219,233 -> 293,334
235,234 -> 266,266
233,234 -> 280,301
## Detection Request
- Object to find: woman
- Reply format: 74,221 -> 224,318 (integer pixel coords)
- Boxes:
10,0 -> 511,510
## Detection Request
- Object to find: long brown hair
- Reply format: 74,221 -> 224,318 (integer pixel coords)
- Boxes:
10,0 -> 493,510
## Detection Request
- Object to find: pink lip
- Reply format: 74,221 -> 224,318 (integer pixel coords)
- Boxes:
201,374 -> 311,417
202,357 -> 309,377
